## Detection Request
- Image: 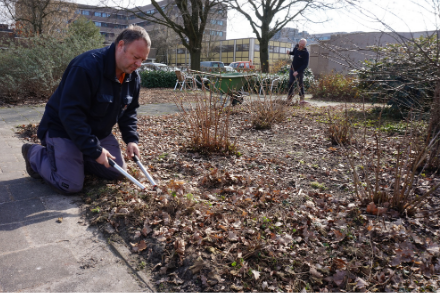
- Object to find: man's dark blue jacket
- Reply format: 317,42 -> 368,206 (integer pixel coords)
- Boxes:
289,46 -> 309,74
37,43 -> 140,160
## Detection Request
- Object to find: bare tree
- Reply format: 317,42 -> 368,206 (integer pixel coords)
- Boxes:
0,0 -> 77,36
228,0 -> 338,73
201,33 -> 221,60
314,0 -> 440,169
107,0 -> 227,70
147,16 -> 182,64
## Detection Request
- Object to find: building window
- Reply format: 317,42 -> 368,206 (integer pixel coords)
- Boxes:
223,44 -> 233,52
94,12 -> 101,17
75,9 -> 81,14
81,10 -> 90,16
217,20 -> 223,25
177,48 -> 185,54
95,22 -> 101,27
217,31 -> 223,36
254,44 -> 260,52
102,13 -> 110,17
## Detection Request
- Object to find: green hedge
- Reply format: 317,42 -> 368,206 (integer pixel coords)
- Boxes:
140,70 -> 176,88
0,17 -> 104,100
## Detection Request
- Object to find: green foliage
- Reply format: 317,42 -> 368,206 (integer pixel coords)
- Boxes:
277,67 -> 315,93
139,70 -> 176,88
308,72 -> 360,101
310,181 -> 326,191
68,16 -> 105,42
0,18 -> 104,100
354,36 -> 436,114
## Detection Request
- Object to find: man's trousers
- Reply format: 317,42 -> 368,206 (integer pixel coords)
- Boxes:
28,133 -> 126,194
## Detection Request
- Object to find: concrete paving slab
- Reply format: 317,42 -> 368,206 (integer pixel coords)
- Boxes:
8,180 -> 56,201
0,244 -> 77,292
0,185 -> 11,203
22,216 -> 82,246
0,161 -> 27,173
0,153 -> 20,163
0,198 -> 47,224
0,223 -> 29,254
0,171 -> 26,182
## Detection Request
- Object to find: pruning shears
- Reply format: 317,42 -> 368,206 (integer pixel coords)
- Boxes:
108,154 -> 157,191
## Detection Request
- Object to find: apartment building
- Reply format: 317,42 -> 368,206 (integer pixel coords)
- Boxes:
309,31 -> 435,76
76,0 -> 227,57
272,27 -> 309,44
170,38 -> 293,71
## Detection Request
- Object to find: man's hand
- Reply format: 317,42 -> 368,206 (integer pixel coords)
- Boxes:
293,71 -> 298,77
96,147 -> 116,168
286,50 -> 290,55
126,142 -> 140,160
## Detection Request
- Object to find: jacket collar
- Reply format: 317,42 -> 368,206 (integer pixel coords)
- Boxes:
103,43 -> 133,83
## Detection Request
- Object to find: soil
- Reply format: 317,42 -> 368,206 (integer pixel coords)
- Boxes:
16,99 -> 440,292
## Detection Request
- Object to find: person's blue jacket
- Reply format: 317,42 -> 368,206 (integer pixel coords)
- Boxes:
37,43 -> 140,160
289,46 -> 309,74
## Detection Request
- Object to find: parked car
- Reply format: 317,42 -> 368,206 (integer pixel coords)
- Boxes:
224,65 -> 236,72
140,63 -> 178,72
200,61 -> 225,72
229,60 -> 255,71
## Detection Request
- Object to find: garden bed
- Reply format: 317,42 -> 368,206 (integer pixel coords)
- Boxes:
17,104 -> 440,292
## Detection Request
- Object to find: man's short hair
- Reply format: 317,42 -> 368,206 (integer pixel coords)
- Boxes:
114,25 -> 151,48
300,38 -> 307,44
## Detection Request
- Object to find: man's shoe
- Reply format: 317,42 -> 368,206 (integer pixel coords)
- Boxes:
22,143 -> 41,179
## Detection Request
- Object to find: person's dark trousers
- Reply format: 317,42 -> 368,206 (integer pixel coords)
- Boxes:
287,68 -> 305,101
27,133 -> 126,194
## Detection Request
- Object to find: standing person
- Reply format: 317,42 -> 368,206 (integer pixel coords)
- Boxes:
21,25 -> 151,194
286,38 -> 309,104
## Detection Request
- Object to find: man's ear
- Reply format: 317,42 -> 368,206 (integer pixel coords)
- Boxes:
117,40 -> 125,50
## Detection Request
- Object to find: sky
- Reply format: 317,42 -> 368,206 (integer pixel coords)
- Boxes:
226,0 -> 438,39
74,0 -> 437,39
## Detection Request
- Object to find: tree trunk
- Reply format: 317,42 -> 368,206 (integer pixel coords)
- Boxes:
189,48 -> 201,71
260,37 -> 270,73
427,79 -> 440,169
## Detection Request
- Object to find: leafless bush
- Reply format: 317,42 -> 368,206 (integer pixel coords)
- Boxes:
327,111 -> 352,145
249,99 -> 287,130
173,89 -> 238,155
343,119 -> 440,216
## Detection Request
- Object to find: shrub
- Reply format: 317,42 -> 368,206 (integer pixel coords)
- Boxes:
309,72 -> 360,101
139,70 -> 177,88
344,119 -> 440,216
0,17 -> 104,101
249,100 -> 287,130
327,111 -> 352,145
173,89 -> 238,155
355,36 -> 436,115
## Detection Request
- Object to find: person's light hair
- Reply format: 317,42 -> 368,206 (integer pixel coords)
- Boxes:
114,25 -> 151,48
299,38 -> 307,44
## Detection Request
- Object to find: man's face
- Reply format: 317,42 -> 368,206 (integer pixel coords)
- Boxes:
298,40 -> 306,50
115,39 -> 150,75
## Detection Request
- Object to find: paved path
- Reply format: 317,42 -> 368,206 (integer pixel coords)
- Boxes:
0,105 -> 168,292
0,98 -> 355,292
